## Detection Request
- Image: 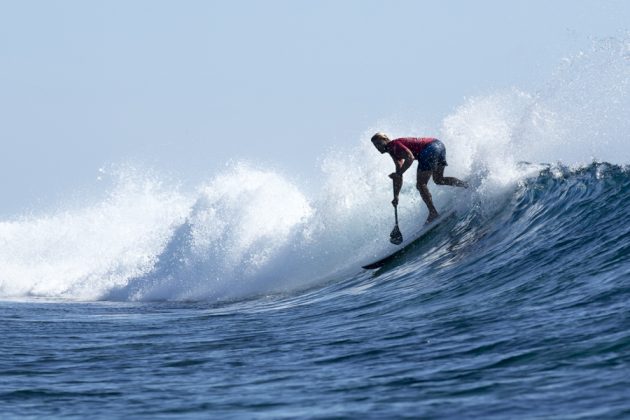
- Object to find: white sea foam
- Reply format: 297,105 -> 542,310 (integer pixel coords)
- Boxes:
0,169 -> 190,300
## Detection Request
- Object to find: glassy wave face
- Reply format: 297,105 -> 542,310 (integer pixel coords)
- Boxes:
1,37 -> 629,417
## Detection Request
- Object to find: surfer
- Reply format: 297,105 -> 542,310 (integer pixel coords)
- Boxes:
371,133 -> 468,224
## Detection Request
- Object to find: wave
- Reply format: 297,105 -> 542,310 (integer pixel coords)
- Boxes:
1,36 -> 628,302
1,161 -> 627,302
439,162 -> 630,284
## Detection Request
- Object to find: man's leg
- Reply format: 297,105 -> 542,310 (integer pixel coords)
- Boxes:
417,170 -> 439,223
432,165 -> 469,188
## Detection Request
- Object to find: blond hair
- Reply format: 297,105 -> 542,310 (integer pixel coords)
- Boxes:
371,132 -> 389,143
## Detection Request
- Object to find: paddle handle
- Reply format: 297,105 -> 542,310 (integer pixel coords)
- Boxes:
394,205 -> 399,226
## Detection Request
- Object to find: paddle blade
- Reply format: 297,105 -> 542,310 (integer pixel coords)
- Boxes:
390,225 -> 403,245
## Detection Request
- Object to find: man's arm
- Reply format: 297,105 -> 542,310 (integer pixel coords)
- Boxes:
394,147 -> 415,175
389,146 -> 415,206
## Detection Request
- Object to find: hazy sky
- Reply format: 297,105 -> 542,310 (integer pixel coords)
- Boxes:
1,0 -> 629,215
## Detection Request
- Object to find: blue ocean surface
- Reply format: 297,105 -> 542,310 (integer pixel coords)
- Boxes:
1,162 -> 629,419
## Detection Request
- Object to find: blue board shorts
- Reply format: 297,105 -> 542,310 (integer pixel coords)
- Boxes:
417,139 -> 448,171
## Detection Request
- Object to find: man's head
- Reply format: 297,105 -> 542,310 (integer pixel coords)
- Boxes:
371,132 -> 390,153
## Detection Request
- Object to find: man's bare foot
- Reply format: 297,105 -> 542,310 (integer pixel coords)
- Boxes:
425,212 -> 440,225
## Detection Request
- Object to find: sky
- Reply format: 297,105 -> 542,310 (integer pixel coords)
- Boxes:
1,0 -> 629,215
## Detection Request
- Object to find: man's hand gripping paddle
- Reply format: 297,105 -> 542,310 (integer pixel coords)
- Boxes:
390,204 -> 403,245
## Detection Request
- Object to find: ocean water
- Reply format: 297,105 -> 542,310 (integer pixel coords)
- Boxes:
1,39 -> 630,418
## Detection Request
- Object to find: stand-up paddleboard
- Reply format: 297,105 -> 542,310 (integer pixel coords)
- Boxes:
362,209 -> 456,270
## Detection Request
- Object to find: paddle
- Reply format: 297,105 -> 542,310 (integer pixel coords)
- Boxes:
390,205 -> 403,245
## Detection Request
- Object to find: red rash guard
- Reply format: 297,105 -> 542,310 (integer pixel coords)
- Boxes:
388,137 -> 437,159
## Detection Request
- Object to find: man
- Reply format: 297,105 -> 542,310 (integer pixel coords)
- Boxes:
371,132 -> 468,224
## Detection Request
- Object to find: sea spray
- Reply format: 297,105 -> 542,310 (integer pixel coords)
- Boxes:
120,164 -> 315,301
1,36 -> 628,302
0,168 -> 190,300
